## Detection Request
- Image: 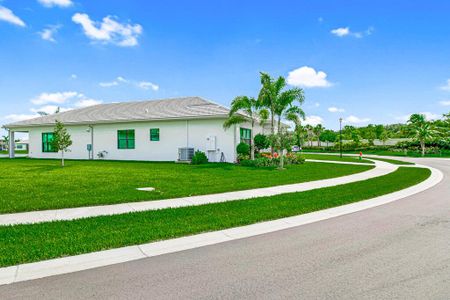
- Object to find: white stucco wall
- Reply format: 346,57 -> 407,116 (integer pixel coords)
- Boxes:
21,118 -> 265,162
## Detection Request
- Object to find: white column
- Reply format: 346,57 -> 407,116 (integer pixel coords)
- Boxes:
8,130 -> 15,159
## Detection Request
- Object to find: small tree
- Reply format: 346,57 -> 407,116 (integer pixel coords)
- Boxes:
319,130 -> 337,147
407,114 -> 436,156
379,131 -> 390,146
254,134 -> 269,153
2,135 -> 9,151
51,120 -> 72,167
268,130 -> 295,169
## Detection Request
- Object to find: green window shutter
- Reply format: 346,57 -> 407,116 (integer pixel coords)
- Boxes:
240,128 -> 251,145
42,132 -> 56,152
117,130 -> 135,149
150,128 -> 160,141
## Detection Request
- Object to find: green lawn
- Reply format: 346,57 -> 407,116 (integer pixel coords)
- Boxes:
0,167 -> 430,267
301,153 -> 414,165
301,153 -> 374,164
0,158 -> 372,214
367,157 -> 415,165
0,150 -> 28,155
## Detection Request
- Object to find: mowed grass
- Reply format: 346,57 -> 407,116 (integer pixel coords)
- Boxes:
301,153 -> 414,165
301,153 -> 374,164
0,158 -> 372,213
367,157 -> 415,165
0,167 -> 430,267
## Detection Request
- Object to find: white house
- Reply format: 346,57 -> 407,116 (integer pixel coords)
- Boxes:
2,97 -> 268,162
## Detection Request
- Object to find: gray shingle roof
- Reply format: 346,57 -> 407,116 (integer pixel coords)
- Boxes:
4,97 -> 232,128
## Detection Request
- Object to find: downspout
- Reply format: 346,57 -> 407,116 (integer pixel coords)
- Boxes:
233,124 -> 237,163
89,125 -> 94,160
186,120 -> 189,148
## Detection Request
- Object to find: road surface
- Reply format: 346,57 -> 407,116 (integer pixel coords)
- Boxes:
1,158 -> 449,299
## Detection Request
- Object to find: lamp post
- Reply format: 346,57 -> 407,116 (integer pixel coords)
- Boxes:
339,117 -> 343,158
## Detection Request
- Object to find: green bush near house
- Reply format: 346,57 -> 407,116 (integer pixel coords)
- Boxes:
236,142 -> 250,156
191,150 -> 208,165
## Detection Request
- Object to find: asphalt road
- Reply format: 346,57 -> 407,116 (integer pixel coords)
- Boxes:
1,158 -> 449,299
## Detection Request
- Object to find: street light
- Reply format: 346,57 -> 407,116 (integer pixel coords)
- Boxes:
339,117 -> 343,158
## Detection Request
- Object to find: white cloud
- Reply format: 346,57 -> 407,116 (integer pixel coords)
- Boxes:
331,26 -> 374,38
287,66 -> 332,88
74,99 -> 102,108
303,115 -> 324,126
439,100 -> 450,106
72,13 -> 143,47
421,112 -> 441,121
99,81 -> 119,87
39,25 -> 61,42
100,76 -> 159,91
344,115 -> 370,124
4,114 -> 39,122
31,91 -> 78,105
395,112 -> 441,122
38,0 -> 73,8
440,79 -> 450,91
318,17 -> 324,23
331,27 -> 349,37
328,106 -> 345,113
70,74 -> 77,79
137,81 -> 159,91
0,5 -> 26,27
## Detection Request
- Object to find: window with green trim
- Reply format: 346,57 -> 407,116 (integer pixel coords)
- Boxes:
240,128 -> 252,145
150,128 -> 160,141
42,132 -> 56,152
117,130 -> 135,149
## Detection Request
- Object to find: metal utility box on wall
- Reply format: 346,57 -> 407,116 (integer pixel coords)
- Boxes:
178,147 -> 194,161
206,136 -> 217,151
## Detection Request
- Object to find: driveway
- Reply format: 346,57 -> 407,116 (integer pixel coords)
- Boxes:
1,158 -> 449,299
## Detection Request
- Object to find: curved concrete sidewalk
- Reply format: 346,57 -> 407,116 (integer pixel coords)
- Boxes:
0,160 -> 391,226
0,163 -> 443,286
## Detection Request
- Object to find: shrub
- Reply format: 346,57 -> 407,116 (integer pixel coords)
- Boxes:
285,153 -> 305,165
240,159 -> 257,167
236,142 -> 250,156
191,150 -> 208,165
254,134 -> 269,152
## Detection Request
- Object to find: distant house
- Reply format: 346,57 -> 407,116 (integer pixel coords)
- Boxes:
15,140 -> 29,151
2,97 -> 269,162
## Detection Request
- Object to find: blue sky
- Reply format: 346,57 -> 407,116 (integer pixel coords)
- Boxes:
1,0 -> 450,137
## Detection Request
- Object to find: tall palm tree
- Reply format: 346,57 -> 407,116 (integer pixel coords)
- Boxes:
223,96 -> 267,160
274,88 -> 305,135
285,106 -> 306,147
305,124 -> 315,147
313,124 -> 324,147
407,113 -> 436,156
258,72 -> 286,154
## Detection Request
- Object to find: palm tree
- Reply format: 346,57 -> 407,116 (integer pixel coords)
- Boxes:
305,124 -> 315,147
379,131 -> 390,146
407,113 -> 436,156
313,124 -> 324,147
285,106 -> 306,147
223,96 -> 267,160
274,88 -> 305,135
258,72 -> 286,154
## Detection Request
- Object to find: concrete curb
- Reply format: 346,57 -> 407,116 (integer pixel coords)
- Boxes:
0,165 -> 443,286
0,160 -> 388,226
